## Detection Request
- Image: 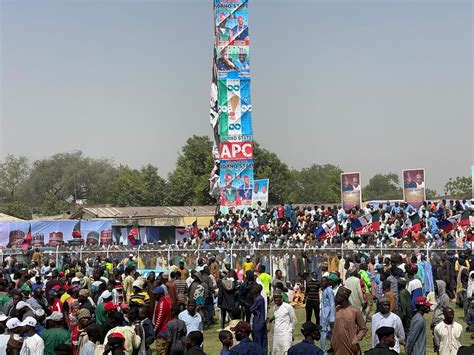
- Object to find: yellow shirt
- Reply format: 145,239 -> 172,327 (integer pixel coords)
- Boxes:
243,262 -> 254,273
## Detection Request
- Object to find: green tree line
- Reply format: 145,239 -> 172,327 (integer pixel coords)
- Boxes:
0,135 -> 471,219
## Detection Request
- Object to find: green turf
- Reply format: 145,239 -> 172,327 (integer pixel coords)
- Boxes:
203,302 -> 472,354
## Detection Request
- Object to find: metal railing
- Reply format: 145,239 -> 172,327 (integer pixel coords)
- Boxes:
1,243 -> 470,277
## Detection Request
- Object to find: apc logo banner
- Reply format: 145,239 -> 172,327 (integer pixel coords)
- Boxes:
218,78 -> 252,138
219,141 -> 253,160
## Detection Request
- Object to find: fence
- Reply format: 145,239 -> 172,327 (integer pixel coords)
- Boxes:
1,243 -> 470,278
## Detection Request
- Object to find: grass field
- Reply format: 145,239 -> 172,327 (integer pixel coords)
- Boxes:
202,302 -> 472,354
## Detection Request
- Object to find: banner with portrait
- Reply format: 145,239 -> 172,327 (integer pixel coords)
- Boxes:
251,179 -> 269,208
219,159 -> 254,207
402,168 -> 426,209
341,172 -> 362,210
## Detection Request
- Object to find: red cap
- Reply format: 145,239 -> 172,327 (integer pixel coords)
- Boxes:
108,332 -> 126,350
104,301 -> 118,313
415,296 -> 432,308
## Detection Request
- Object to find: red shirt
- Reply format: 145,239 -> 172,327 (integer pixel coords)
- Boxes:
153,297 -> 171,335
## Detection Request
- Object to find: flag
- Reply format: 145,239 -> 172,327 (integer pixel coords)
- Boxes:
21,224 -> 31,250
72,221 -> 81,238
315,218 -> 339,240
438,210 -> 471,233
393,213 -> 421,237
128,223 -> 140,246
351,211 -> 380,235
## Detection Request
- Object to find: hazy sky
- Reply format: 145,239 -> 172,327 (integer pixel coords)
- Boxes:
1,0 -> 472,193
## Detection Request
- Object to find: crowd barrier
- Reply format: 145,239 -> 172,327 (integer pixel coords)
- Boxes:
0,243 -> 471,278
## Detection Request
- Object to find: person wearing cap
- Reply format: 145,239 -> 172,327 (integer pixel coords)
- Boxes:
365,326 -> 398,355
151,285 -> 171,354
371,297 -> 405,353
287,321 -> 323,355
104,332 -> 127,355
41,311 -> 70,355
229,321 -> 265,355
95,291 -> 113,326
270,290 -> 297,355
78,289 -> 95,317
320,276 -> 335,353
330,286 -> 367,355
433,306 -> 462,355
243,256 -> 253,273
19,316 -> 44,354
15,300 -> 35,322
396,278 -> 413,335
104,315 -> 141,355
6,317 -> 23,355
406,296 -> 431,355
129,279 -> 150,307
72,308 -> 92,355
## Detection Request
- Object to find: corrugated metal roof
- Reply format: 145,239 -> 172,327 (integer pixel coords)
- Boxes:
82,206 -> 216,218
0,213 -> 23,222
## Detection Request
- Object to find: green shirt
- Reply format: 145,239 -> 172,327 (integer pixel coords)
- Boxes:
95,302 -> 107,326
41,328 -> 71,355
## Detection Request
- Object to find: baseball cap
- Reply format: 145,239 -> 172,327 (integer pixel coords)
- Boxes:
152,286 -> 165,295
20,317 -> 37,327
101,290 -> 112,300
71,277 -> 81,283
132,280 -> 143,290
108,333 -> 126,350
45,311 -> 63,322
6,318 -> 21,329
415,296 -> 432,308
104,301 -> 118,313
230,321 -> 251,333
15,301 -> 29,310
0,313 -> 8,322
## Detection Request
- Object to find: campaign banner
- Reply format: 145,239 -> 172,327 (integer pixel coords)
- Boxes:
216,45 -> 250,80
0,221 -> 30,248
341,172 -> 362,209
252,179 -> 269,208
81,220 -> 113,246
31,220 -> 77,247
220,159 -> 254,207
218,78 -> 252,139
402,169 -> 425,209
219,141 -> 253,160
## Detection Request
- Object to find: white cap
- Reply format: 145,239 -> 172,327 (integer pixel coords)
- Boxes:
100,290 -> 112,300
132,280 -> 143,289
45,311 -> 63,322
45,273 -> 53,278
0,313 -> 8,322
34,309 -> 45,317
15,301 -> 29,310
6,318 -> 20,329
71,277 -> 81,283
20,317 -> 37,327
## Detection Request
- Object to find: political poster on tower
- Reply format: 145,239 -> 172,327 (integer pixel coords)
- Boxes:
252,179 -> 269,208
219,159 -> 254,207
341,172 -> 362,209
402,168 -> 426,209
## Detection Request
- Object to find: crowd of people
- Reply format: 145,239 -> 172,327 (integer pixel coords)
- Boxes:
0,198 -> 472,354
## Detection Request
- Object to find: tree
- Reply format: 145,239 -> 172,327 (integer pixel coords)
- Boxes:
107,166 -> 146,207
22,151 -> 117,214
290,164 -> 342,204
166,135 -> 214,205
362,173 -> 403,201
0,201 -> 32,220
0,155 -> 29,203
444,176 -> 472,199
253,142 -> 292,204
141,165 -> 167,206
425,188 -> 438,200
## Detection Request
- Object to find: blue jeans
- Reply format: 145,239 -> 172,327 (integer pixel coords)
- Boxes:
320,329 -> 331,354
